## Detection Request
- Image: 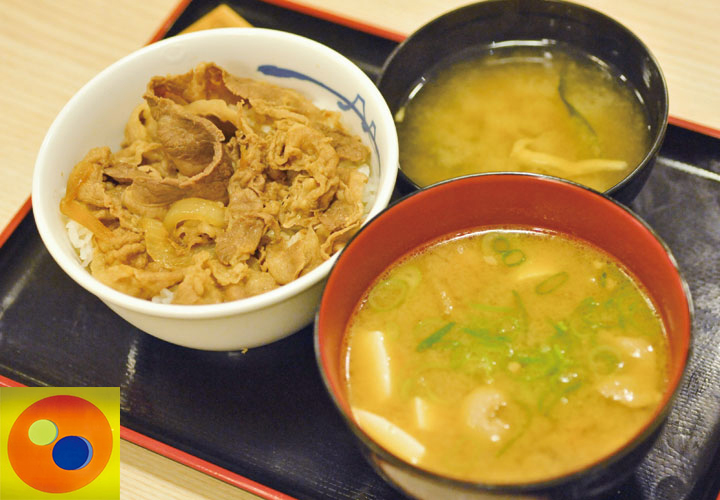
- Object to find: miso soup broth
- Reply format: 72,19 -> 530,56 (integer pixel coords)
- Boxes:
395,44 -> 651,190
344,228 -> 668,484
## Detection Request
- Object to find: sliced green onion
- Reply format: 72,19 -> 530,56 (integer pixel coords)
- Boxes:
491,236 -> 512,253
511,291 -> 529,334
575,297 -> 602,328
391,265 -> 422,290
598,271 -> 608,287
535,272 -> 569,295
549,320 -> 581,349
516,355 -> 544,364
551,343 -> 570,365
462,328 -> 511,345
576,296 -> 621,329
416,322 -> 455,352
537,374 -> 584,416
501,249 -> 526,267
367,278 -> 408,311
413,318 -> 446,341
509,349 -> 557,381
550,320 -> 570,336
512,291 -> 528,319
462,327 -> 491,338
589,345 -> 622,375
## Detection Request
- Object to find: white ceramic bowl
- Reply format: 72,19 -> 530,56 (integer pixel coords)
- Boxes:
32,28 -> 398,350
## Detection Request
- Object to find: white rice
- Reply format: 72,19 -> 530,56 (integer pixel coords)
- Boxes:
151,288 -> 175,304
66,218 -> 175,303
359,163 -> 378,216
65,219 -> 94,267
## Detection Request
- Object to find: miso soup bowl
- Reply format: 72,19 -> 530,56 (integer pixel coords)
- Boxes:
32,28 -> 398,351
315,174 -> 691,499
377,0 -> 669,204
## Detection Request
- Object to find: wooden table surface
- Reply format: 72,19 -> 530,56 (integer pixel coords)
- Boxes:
1,0 -> 718,498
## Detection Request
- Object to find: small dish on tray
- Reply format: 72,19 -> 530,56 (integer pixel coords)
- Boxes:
32,27 -> 399,351
377,0 -> 668,204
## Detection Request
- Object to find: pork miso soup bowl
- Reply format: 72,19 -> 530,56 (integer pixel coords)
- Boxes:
32,28 -> 398,351
315,174 -> 691,499
378,0 -> 669,204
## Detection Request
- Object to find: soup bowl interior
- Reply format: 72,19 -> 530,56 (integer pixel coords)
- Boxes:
315,173 -> 691,498
32,27 -> 398,350
377,0 -> 668,204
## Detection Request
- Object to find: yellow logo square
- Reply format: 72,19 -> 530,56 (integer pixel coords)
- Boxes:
0,387 -> 120,500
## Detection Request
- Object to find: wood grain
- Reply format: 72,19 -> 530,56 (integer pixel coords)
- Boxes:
0,0 -> 177,236
121,441 -> 261,499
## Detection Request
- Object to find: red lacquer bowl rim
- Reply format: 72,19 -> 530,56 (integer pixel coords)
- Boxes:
315,172 -> 693,493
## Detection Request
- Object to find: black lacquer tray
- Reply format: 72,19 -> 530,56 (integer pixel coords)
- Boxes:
2,1 -> 720,499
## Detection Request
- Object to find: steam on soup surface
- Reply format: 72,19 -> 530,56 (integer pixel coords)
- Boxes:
344,228 -> 668,484
395,45 -> 651,190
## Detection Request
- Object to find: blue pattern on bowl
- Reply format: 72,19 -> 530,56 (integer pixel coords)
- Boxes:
257,65 -> 381,169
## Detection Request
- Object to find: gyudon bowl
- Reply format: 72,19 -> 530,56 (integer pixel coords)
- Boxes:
316,174 -> 691,499
32,28 -> 398,350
